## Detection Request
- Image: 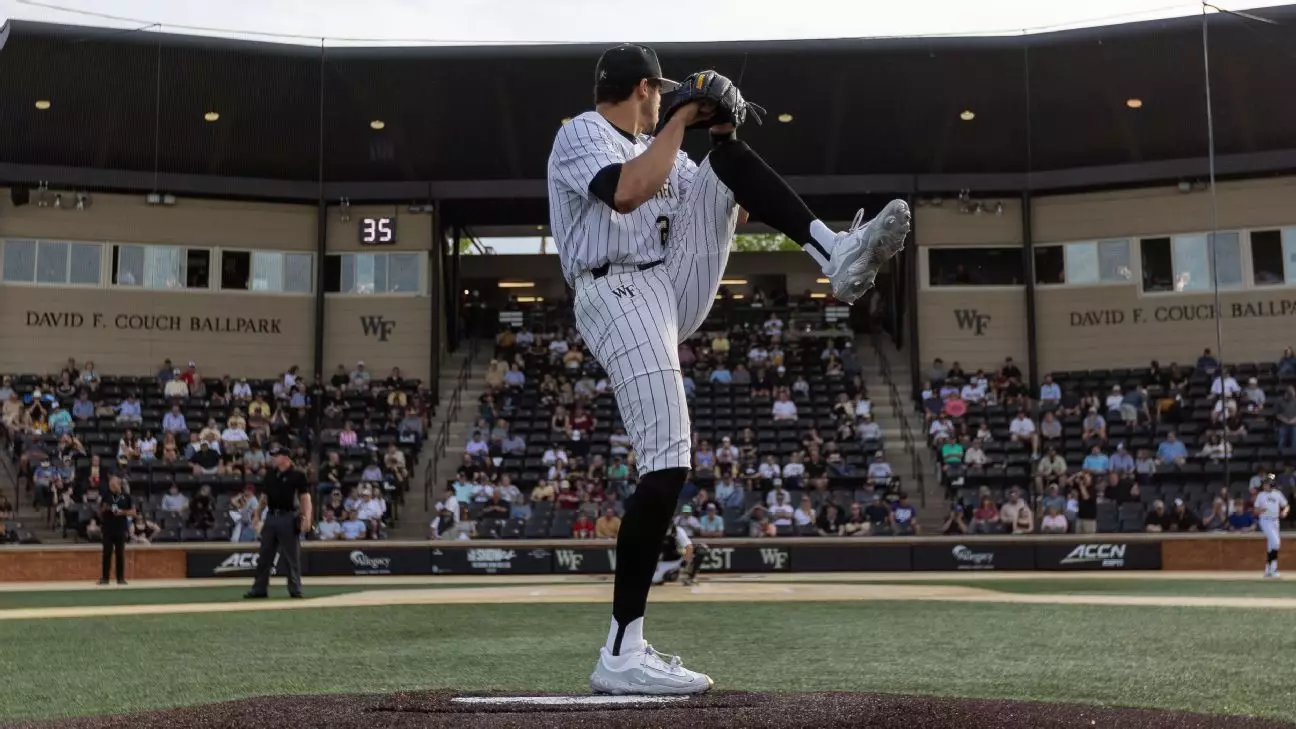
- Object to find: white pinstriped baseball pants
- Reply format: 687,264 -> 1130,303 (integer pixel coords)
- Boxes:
573,158 -> 738,475
1262,518 -> 1281,551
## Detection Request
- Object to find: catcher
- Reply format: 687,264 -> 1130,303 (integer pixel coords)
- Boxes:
548,43 -> 909,696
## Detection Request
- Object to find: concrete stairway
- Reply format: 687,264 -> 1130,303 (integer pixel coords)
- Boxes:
856,335 -> 947,533
388,348 -> 487,539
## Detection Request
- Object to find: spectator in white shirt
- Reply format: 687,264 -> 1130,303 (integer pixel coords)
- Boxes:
772,392 -> 798,421
1008,411 -> 1039,455
964,442 -> 987,467
1039,505 -> 1068,534
160,484 -> 188,515
999,490 -> 1033,534
356,489 -> 386,537
866,453 -> 893,486
542,447 -> 568,467
316,511 -> 343,540
1211,370 -> 1240,397
163,371 -> 189,399
221,421 -> 249,453
781,453 -> 805,489
857,414 -> 883,444
766,483 -> 792,507
465,432 -> 490,461
231,378 -> 253,402
960,379 -> 985,403
1104,385 -> 1125,413
793,495 -> 816,527
763,312 -> 784,336
340,511 -> 367,540
767,492 -> 794,527
929,416 -> 954,444
758,455 -> 781,484
748,345 -> 769,366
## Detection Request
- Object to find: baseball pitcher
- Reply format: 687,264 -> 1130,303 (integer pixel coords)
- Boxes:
547,43 -> 910,695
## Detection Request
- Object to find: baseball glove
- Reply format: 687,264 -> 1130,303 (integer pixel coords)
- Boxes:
656,70 -> 765,133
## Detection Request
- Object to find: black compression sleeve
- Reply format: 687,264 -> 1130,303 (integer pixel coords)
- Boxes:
588,164 -> 623,211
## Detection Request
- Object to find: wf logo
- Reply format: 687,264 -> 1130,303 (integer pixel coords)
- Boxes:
953,309 -> 992,336
360,315 -> 396,342
611,285 -> 637,299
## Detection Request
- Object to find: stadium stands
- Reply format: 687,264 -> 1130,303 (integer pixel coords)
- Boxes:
928,354 -> 1296,535
439,293 -> 928,540
2,361 -> 428,544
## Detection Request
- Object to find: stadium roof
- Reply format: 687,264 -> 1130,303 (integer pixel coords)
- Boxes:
2,8 -> 1296,223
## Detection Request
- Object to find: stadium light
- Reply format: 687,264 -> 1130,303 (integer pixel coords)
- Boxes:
777,113 -> 793,123
204,111 -> 220,122
960,110 -> 975,121
370,120 -> 386,130
1126,98 -> 1143,109
498,281 -> 535,289
720,279 -> 747,285
34,100 -> 51,110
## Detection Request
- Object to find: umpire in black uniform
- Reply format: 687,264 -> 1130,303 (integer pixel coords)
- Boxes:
98,475 -> 133,585
245,443 -> 312,599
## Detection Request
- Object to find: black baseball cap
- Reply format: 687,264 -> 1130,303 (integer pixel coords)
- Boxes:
595,44 -> 679,93
268,442 -> 288,456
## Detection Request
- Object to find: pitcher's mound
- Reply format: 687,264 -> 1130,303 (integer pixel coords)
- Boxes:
22,691 -> 1292,728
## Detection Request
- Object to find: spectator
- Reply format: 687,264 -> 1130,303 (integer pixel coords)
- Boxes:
863,494 -> 893,532
1228,502 -> 1257,532
771,392 -> 798,421
710,364 -> 733,385
792,496 -> 816,529
939,437 -> 965,466
189,485 -> 216,529
1156,431 -> 1189,467
1201,498 -> 1228,531
928,414 -> 954,445
1039,411 -> 1063,445
316,511 -> 343,540
1081,408 -> 1107,443
1108,443 -> 1135,475
71,391 -> 95,424
1276,386 -> 1296,452
745,504 -> 775,537
942,505 -> 968,535
1197,348 -> 1219,373
963,440 -> 988,468
160,484 -> 188,515
465,432 -> 490,463
595,506 -> 622,539
999,489 -> 1032,534
699,504 -> 725,537
116,394 -> 142,425
693,441 -> 716,478
1035,447 -> 1068,491
866,452 -> 893,489
1210,369 -> 1240,397
191,441 -> 222,475
857,414 -> 882,444
1007,411 -> 1038,456
1038,375 -> 1061,405
1280,347 -> 1296,379
350,361 -> 371,391
1082,445 -> 1110,475
1144,500 -> 1168,532
1242,378 -> 1266,411
817,503 -> 844,536
1039,506 -> 1068,534
716,475 -> 745,514
47,403 -> 73,436
1134,449 -> 1157,480
970,497 -> 999,534
1199,433 -> 1232,461
572,512 -> 595,539
1040,483 -> 1067,515
138,430 -> 158,461
892,493 -> 918,535
480,490 -> 510,522
1166,498 -> 1201,532
341,510 -> 366,540
842,502 -> 869,536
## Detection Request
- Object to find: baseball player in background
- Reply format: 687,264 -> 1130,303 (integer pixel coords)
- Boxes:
547,43 -> 910,695
1254,474 -> 1290,578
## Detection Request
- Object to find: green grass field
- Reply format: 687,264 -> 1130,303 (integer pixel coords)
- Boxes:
1,578 -> 1295,722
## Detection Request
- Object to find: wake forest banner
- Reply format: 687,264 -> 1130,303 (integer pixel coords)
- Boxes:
1067,299 -> 1296,327
25,311 -> 283,334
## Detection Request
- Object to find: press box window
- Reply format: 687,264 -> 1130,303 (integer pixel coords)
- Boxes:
1036,240 -> 1132,285
928,247 -> 1023,286
113,244 -> 211,289
324,252 -> 421,294
220,251 -> 313,293
1140,233 -> 1241,293
1251,228 -> 1296,286
1,240 -> 102,285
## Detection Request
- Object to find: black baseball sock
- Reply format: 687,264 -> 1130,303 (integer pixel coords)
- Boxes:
608,466 -> 689,656
705,137 -> 827,259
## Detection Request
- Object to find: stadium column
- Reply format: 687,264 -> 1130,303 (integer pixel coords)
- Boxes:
450,225 -> 462,351
906,196 -> 922,401
1021,190 -> 1039,393
313,200 -> 328,383
430,201 -> 445,404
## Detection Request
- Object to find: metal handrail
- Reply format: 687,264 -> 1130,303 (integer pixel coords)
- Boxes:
870,332 -> 927,507
422,338 -> 478,512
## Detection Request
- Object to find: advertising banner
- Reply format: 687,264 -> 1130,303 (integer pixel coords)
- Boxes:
552,546 -> 618,574
791,544 -> 912,572
912,542 -> 1035,571
306,547 -> 432,576
186,548 -> 299,578
1035,542 -> 1161,570
432,546 -> 553,575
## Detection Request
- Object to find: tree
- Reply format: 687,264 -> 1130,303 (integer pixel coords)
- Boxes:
733,233 -> 800,252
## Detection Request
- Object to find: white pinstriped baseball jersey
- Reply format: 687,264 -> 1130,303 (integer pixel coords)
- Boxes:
547,111 -> 697,286
1256,490 -> 1289,521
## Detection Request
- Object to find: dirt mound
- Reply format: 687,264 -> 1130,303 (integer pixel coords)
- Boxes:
13,691 -> 1291,729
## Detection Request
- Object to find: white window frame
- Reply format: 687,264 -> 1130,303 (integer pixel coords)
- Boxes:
0,239 -> 106,288
324,251 -> 426,297
112,243 -> 215,292
1033,239 -> 1134,288
215,248 -> 315,296
1246,227 -> 1296,288
1138,230 -> 1245,296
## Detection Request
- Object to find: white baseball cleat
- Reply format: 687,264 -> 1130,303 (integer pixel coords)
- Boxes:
824,199 -> 911,305
590,644 -> 714,696
1265,570 -> 1282,579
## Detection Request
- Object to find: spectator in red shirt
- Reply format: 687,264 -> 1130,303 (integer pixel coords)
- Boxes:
180,361 -> 197,387
557,480 -> 581,510
573,512 -> 595,539
571,405 -> 596,436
